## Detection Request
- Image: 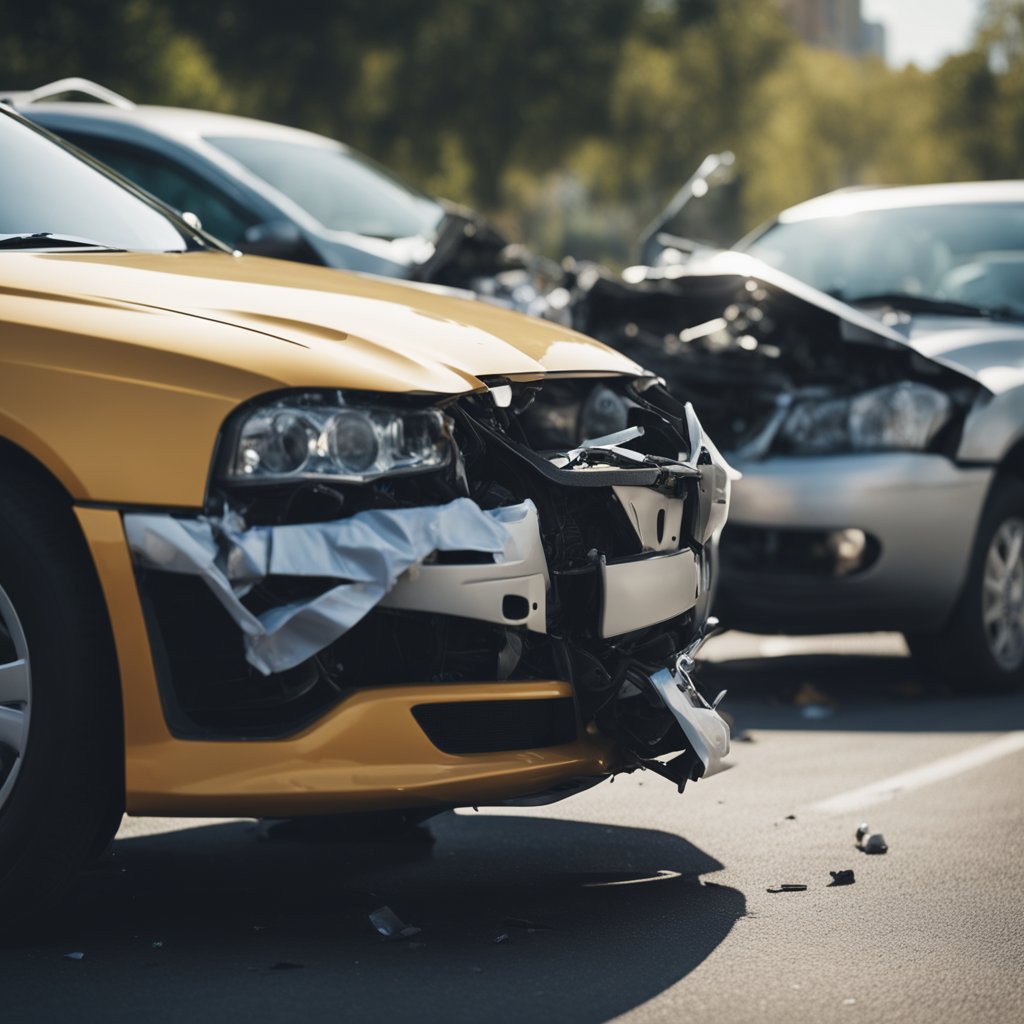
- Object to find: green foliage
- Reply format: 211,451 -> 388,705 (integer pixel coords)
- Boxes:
2,0 -> 1019,264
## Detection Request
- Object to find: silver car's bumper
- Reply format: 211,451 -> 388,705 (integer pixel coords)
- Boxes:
718,452 -> 993,633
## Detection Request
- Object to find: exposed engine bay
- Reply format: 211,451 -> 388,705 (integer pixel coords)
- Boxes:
572,256 -> 983,458
126,376 -> 731,793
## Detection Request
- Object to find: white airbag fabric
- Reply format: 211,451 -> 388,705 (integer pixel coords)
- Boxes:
124,498 -> 520,676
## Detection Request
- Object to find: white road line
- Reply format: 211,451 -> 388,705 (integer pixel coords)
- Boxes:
808,731 -> 1024,815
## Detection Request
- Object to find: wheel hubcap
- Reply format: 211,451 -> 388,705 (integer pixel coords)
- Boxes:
983,518 -> 1024,672
0,583 -> 31,813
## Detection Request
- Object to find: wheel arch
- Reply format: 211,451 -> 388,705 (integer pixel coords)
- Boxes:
997,436 -> 1024,486
0,434 -> 125,763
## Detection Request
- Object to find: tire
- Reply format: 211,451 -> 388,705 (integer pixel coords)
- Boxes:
0,466 -> 122,922
905,476 -> 1024,693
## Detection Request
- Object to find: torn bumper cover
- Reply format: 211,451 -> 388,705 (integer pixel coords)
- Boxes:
125,381 -> 733,792
126,499 -> 524,676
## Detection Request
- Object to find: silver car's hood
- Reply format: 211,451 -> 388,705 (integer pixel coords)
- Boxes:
898,316 -> 1024,395
654,251 -> 991,391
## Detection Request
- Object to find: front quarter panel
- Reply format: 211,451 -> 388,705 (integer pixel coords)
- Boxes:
0,290 -> 283,506
958,385 -> 1024,466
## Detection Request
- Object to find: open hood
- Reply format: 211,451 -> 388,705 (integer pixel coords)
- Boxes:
576,252 -> 986,457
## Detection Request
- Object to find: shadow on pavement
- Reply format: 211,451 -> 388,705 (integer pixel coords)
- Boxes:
700,650 -> 1024,733
2,813 -> 745,1024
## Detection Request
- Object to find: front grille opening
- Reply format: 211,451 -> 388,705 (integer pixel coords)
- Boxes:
412,698 -> 577,754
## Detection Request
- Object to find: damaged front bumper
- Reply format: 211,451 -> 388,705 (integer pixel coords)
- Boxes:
116,378 -> 732,810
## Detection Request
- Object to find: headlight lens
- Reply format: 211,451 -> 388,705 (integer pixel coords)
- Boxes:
579,385 -> 629,441
227,394 -> 450,483
779,382 -> 952,454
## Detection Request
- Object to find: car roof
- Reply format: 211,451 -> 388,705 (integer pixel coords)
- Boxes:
11,101 -> 342,151
777,181 -> 1024,223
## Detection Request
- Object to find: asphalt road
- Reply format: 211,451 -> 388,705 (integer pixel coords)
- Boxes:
4,631 -> 1024,1024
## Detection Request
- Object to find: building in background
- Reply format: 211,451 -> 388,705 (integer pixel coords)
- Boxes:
778,0 -> 887,60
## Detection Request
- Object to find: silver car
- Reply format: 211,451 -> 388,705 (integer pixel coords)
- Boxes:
573,182 -> 1024,691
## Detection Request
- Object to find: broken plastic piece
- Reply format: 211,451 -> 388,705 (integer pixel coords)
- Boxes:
63,952 -> 85,961
829,869 -> 856,886
125,498 -> 518,674
493,934 -> 510,944
855,822 -> 871,843
861,833 -> 889,855
766,883 -> 807,893
647,663 -> 730,779
369,906 -> 422,941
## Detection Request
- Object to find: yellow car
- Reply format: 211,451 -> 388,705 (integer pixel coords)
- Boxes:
0,107 -> 731,913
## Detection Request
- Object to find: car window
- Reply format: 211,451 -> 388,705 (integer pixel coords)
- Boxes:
62,134 -> 259,248
206,135 -> 445,241
742,202 -> 1024,315
0,113 -> 190,251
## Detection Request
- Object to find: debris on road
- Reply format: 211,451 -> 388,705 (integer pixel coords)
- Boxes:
369,906 -> 422,941
767,883 -> 808,893
829,870 -> 856,886
493,934 -> 511,945
63,952 -> 85,961
855,823 -> 889,854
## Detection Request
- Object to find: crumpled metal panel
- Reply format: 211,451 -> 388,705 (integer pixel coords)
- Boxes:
124,498 -> 518,675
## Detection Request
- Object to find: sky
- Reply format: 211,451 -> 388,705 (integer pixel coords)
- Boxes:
862,0 -> 985,68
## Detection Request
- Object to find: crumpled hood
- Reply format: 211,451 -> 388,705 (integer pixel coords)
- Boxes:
3,250 -> 643,393
645,251 -> 988,390
895,315 -> 1024,395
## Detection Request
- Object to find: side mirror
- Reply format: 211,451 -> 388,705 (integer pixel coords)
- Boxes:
241,220 -> 307,259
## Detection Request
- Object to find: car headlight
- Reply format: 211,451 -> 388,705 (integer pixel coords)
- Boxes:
579,385 -> 629,441
224,393 -> 450,483
779,382 -> 952,455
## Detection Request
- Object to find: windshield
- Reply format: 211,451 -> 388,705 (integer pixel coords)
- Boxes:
206,135 -> 445,241
0,111 -> 191,252
742,202 -> 1024,317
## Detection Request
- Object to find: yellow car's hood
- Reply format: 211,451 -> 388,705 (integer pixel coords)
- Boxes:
0,251 -> 644,506
3,251 -> 642,392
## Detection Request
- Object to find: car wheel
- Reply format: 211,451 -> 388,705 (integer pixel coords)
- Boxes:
0,468 -> 122,920
906,477 -> 1024,693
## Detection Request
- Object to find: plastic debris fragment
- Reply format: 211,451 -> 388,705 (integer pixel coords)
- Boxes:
855,823 -> 888,854
493,934 -> 511,944
766,883 -> 808,893
369,906 -> 422,941
829,870 -> 856,886
63,952 -> 85,961
861,833 -> 888,854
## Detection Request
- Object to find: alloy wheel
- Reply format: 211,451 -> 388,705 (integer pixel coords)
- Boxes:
982,517 -> 1024,672
0,582 -> 31,812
